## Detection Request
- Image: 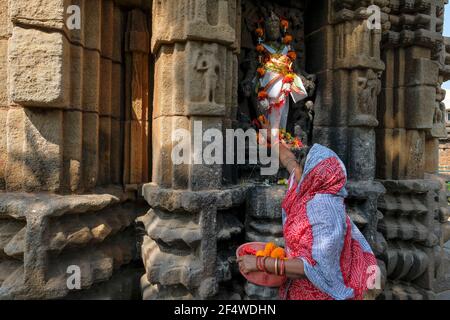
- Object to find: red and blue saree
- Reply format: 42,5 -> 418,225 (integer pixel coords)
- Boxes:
280,144 -> 377,300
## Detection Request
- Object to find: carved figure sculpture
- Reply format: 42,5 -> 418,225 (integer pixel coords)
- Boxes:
253,12 -> 307,129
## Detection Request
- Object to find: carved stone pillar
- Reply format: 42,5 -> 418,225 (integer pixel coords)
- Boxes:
306,1 -> 387,293
140,0 -> 246,299
377,0 -> 449,299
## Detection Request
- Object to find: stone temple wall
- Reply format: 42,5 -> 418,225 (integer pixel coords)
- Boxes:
140,0 -> 450,300
0,0 -> 151,299
0,0 -> 449,300
376,0 -> 450,298
139,0 -> 248,300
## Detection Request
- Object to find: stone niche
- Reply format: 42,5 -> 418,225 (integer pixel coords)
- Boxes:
237,0 -> 316,299
237,0 -> 316,183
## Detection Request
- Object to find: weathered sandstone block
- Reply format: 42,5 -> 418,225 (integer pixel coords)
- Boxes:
63,110 -> 82,192
9,0 -> 68,30
82,50 -> 100,112
5,108 -> 26,191
0,1 -> 10,38
22,109 -> 63,192
0,40 -> 8,107
83,0 -> 101,50
8,27 -> 70,107
70,45 -> 83,110
152,0 -> 239,52
0,108 -> 7,190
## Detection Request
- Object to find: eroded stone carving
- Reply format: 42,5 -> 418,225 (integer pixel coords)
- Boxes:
194,44 -> 221,104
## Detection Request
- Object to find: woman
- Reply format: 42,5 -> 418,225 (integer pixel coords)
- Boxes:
237,141 -> 378,300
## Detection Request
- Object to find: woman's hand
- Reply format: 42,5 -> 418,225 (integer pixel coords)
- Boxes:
237,255 -> 258,274
279,140 -> 302,182
257,117 -> 273,147
279,140 -> 296,167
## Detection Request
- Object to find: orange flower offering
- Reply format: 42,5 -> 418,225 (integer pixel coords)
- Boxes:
270,247 -> 287,259
287,50 -> 297,61
256,44 -> 265,52
255,28 -> 264,37
257,114 -> 269,126
280,19 -> 289,30
293,137 -> 303,148
236,242 -> 287,287
257,67 -> 266,77
263,242 -> 277,256
283,73 -> 295,83
247,242 -> 287,260
256,250 -> 265,257
257,90 -> 268,100
283,34 -> 293,44
278,128 -> 304,150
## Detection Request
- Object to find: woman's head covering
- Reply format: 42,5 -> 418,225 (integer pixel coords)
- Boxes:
297,143 -> 348,198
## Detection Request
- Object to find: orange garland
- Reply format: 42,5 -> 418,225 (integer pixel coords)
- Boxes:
283,34 -> 293,44
257,90 -> 268,100
255,27 -> 264,37
257,67 -> 266,77
287,50 -> 297,61
283,73 -> 295,83
254,17 -> 299,120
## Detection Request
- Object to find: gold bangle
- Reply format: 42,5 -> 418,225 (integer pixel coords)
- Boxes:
274,258 -> 279,276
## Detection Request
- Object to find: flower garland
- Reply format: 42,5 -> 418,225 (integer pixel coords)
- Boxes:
255,16 -> 298,113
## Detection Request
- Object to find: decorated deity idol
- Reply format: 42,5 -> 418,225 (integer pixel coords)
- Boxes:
254,12 -> 307,130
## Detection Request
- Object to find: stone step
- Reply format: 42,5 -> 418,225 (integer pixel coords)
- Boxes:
378,217 -> 431,242
141,275 -> 194,300
138,209 -> 201,249
217,213 -> 243,241
141,236 -> 203,290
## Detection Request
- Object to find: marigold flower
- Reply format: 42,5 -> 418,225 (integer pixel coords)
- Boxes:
293,137 -> 303,148
287,51 -> 297,61
257,67 -> 266,77
256,250 -> 265,257
258,114 -> 268,124
263,242 -> 276,256
270,247 -> 286,259
256,44 -> 265,52
283,34 -> 293,44
255,28 -> 264,37
257,90 -> 268,100
280,19 -> 289,30
283,74 -> 295,83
